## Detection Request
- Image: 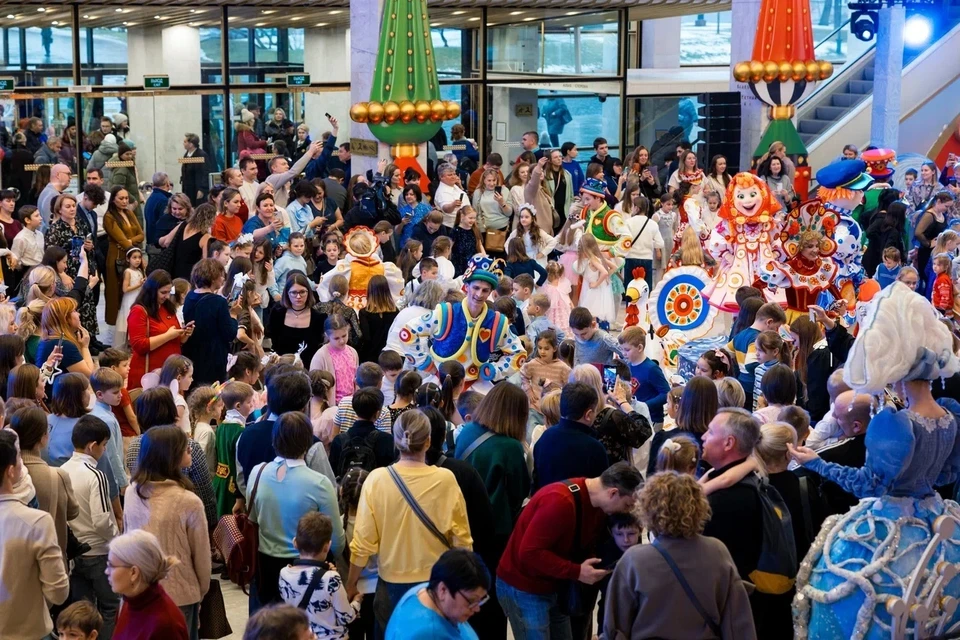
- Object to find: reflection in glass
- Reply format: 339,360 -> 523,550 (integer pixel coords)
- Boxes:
626,96 -> 703,172
679,13 -> 731,66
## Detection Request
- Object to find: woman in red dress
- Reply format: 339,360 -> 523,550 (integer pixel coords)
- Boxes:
127,270 -> 194,389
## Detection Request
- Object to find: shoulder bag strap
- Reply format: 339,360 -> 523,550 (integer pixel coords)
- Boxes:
139,305 -> 150,374
651,538 -> 722,637
630,215 -> 652,247
247,462 -> 268,512
458,429 -> 495,461
566,481 -> 582,553
297,567 -> 325,610
436,454 -> 448,467
387,465 -> 453,550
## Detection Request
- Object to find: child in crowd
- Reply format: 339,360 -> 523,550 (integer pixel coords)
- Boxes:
60,416 -> 120,638
494,296 -> 523,339
213,381 -> 256,519
42,246 -> 74,296
252,237 -> 278,309
452,390 -> 483,448
716,377 -> 746,409
411,210 -> 446,256
114,248 -> 145,348
753,330 -> 791,411
597,512 -> 642,630
271,232 -> 309,297
495,275 -> 514,302
373,220 -> 397,264
924,230 -> 960,298
505,237 -> 548,286
729,301 -> 786,409
512,273 -> 536,329
509,203 -> 558,267
670,225 -> 716,270
695,349 -> 732,380
397,239 -> 423,283
158,355 -> 194,435
754,363 -> 798,424
574,234 -> 618,327
308,370 -> 337,445
569,306 -> 623,366
521,330 -> 572,413
558,338 -> 576,369
99,348 -> 139,457
655,433 -> 700,474
903,168 -> 917,191
333,362 -> 391,434
233,233 -> 254,259
779,404 -> 812,446
526,293 -> 565,345
931,254 -> 954,318
378,351 -> 404,407
702,191 -> 722,231
531,390 -> 561,448
618,327 -> 670,427
897,265 -> 921,291
338,468 -> 377,640
312,314 -> 359,404
88,368 -> 128,497
56,600 -> 103,640
188,386 -> 222,477
654,193 -> 680,281
235,280 -> 265,357
10,205 -> 44,271
171,278 -> 190,326
404,257 -> 439,300
429,236 -> 456,282
450,206 -> 483,276
662,385 -> 683,431
279,512 -> 361,637
877,246 -> 902,289
540,261 -> 573,334
437,361 -> 465,425
313,237 -> 343,283
805,368 -> 849,450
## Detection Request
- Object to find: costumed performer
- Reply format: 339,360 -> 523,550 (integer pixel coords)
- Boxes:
789,281 -> 960,640
703,172 -> 785,312
577,177 -> 631,258
398,254 -> 526,389
315,226 -> 403,311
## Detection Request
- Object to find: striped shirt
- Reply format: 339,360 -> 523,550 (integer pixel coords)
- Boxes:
335,395 -> 392,434
61,452 -> 118,556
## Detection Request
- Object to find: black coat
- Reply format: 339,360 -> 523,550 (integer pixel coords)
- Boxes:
180,148 -> 210,206
181,291 -> 239,386
863,216 -> 905,277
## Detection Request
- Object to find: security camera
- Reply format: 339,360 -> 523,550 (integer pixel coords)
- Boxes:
598,94 -> 608,103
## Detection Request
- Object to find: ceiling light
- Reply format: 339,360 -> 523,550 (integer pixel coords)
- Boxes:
122,21 -> 129,25
255,22 -> 265,26
51,20 -> 58,24
115,8 -> 123,12
37,7 -> 46,12
452,10 -> 466,15
261,9 -> 275,14
189,22 -> 199,26
315,22 -> 329,26
468,17 -> 480,21
290,16 -> 301,21
125,22 -> 135,26
523,17 -> 536,21
430,22 -> 441,26
227,16 -> 237,21
7,14 -> 15,19
487,22 -> 496,26
510,10 -> 524,15
565,11 -> 580,15
329,10 -> 342,14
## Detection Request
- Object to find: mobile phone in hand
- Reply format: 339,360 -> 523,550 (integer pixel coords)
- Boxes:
495,185 -> 503,196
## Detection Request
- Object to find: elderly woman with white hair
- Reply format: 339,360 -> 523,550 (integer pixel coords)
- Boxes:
789,282 -> 960,638
108,529 -> 189,640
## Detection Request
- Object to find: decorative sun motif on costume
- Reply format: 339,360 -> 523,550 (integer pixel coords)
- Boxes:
650,266 -> 718,337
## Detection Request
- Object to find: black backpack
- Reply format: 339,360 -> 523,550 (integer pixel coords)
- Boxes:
337,430 -> 380,479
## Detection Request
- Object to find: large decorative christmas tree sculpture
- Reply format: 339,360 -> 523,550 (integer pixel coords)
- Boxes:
732,0 -> 833,196
349,0 -> 460,179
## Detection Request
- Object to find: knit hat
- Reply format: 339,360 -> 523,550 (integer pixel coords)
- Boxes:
240,109 -> 255,125
843,281 -> 959,395
117,142 -> 133,158
463,254 -> 505,287
103,134 -> 117,145
580,177 -> 606,197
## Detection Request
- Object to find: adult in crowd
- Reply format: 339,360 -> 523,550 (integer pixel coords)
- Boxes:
385,549 -> 490,640
467,153 -> 505,195
154,193 -> 192,251
268,271 -> 325,366
758,155 -> 795,209
243,604 -> 312,640
144,172 -> 173,246
435,163 -> 469,228
546,149 -> 574,222
45,193 -> 101,344
704,154 -> 733,202
385,280 -> 445,355
496,462 -> 643,639
700,408 -> 788,636
109,142 -> 144,230
128,270 -> 191,389
398,184 -> 433,248
181,258 -> 241,386
124,387 -> 217,528
345,410 -> 473,636
0,430 -> 70,640
4,133 -> 35,211
38,162 -> 71,229
646,376 -> 718,477
526,156 -> 560,234
308,178 -> 343,236
472,168 -> 513,242
107,530 -> 189,640
246,412 -> 344,612
534,382 -> 609,490
180,133 -> 210,206
123,425 -> 211,639
169,203 -> 215,282
571,365 -> 652,466
77,182 -> 107,292
914,192 -> 954,286
603,471 -> 756,639
104,186 -> 145,330
34,133 -> 62,165
242,192 -> 284,244
36,296 -> 95,377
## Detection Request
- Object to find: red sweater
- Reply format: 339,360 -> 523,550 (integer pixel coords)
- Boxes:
497,478 -> 607,594
127,304 -> 182,390
114,582 -> 188,640
933,272 -> 953,312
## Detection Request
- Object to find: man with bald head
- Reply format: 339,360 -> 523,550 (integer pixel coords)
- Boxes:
38,163 -> 72,231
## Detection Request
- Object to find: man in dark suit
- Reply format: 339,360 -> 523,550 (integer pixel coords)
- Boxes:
180,133 -> 210,206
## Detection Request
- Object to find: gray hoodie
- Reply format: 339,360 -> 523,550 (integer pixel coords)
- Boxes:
87,134 -> 118,179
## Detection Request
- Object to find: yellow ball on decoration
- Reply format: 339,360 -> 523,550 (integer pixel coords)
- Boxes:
349,103 -> 369,124
367,102 -> 385,124
792,60 -> 807,81
382,101 -> 400,124
805,60 -> 820,81
762,60 -> 779,83
733,62 -> 751,82
778,61 -> 792,81
818,61 -> 834,80
444,101 -> 461,120
749,60 -> 765,83
399,100 -> 416,124
415,101 -> 432,123
429,99 -> 446,122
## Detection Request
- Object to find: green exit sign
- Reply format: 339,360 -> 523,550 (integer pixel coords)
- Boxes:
0,77 -> 15,92
286,73 -> 311,87
143,75 -> 170,90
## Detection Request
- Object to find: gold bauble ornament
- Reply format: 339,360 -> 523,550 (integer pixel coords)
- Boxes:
749,60 -> 765,83
733,62 -> 751,82
818,61 -> 833,80
444,101 -> 461,119
778,61 -> 793,81
805,60 -> 820,81
382,101 -> 400,124
792,60 -> 807,81
349,103 -> 369,124
762,60 -> 779,83
366,102 -> 385,124
415,101 -> 432,123
398,100 -> 416,124
429,99 -> 446,122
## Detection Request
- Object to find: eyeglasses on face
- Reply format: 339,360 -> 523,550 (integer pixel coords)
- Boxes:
289,289 -> 309,297
457,591 -> 489,609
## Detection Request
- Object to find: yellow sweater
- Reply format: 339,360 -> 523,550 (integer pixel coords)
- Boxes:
350,464 -> 472,583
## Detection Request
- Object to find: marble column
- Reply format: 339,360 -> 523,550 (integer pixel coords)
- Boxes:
640,17 -> 681,69
730,0 -> 764,169
304,27 -> 352,142
350,0 -> 385,176
870,5 -> 904,149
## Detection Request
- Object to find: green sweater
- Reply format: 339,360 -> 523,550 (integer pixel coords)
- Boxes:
454,422 -> 531,541
213,418 -> 245,518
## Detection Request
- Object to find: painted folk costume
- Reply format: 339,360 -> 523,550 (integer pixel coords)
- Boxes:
578,178 -> 631,257
315,226 -> 404,311
704,173 -> 784,312
399,255 -> 525,386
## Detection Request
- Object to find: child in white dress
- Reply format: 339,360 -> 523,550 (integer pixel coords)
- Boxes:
540,261 -> 573,334
114,247 -> 145,347
573,234 -> 618,327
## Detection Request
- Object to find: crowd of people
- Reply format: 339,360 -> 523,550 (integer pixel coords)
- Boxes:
1,100 -> 960,640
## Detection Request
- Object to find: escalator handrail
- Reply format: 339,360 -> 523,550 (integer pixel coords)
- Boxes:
797,36 -> 876,112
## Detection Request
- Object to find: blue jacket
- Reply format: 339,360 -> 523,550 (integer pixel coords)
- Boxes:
563,159 -> 585,195
144,189 -> 172,246
533,417 -> 608,491
627,358 -> 671,424
305,134 -> 339,181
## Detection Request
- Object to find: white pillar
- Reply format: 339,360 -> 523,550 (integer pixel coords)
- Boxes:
870,5 -> 904,149
350,0 -> 384,177
730,0 -> 764,169
640,17 -> 681,68
304,27 -> 351,142
491,87 -> 539,168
